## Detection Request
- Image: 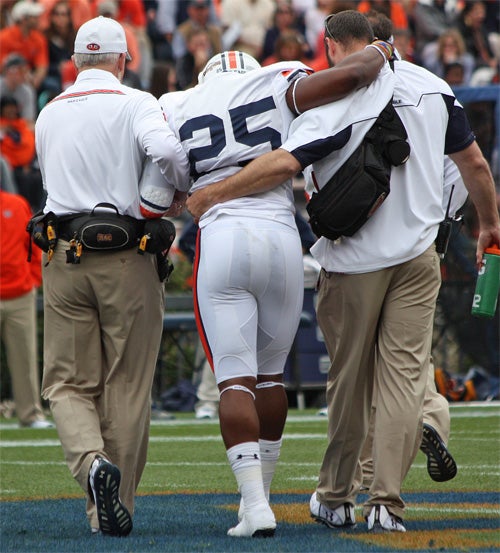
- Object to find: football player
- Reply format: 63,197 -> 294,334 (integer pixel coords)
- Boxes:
160,42 -> 393,537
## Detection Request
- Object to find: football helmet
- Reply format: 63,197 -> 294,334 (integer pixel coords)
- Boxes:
198,51 -> 261,84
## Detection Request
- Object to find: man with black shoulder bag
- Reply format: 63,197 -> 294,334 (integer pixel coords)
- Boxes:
33,16 -> 189,538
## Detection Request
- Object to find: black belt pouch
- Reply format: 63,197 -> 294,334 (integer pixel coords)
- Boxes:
60,203 -> 144,251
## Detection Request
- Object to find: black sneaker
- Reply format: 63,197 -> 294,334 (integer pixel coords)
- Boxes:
420,423 -> 458,482
89,457 -> 133,536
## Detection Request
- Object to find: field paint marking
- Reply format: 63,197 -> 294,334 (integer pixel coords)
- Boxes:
405,505 -> 500,515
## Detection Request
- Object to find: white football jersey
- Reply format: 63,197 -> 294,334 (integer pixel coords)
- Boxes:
159,61 -> 311,227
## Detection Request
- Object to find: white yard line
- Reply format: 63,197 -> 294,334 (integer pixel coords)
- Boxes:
0,433 -> 325,447
1,403 -> 498,431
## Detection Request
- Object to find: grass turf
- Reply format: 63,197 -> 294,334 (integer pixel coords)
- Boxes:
0,403 -> 499,552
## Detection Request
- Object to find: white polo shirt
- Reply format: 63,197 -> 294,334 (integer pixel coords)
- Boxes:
36,69 -> 190,218
282,60 -> 474,273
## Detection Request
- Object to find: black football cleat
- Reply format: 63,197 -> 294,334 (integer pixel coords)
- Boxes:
420,423 -> 458,482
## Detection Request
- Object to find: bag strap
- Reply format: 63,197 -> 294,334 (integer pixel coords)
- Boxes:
90,202 -> 120,215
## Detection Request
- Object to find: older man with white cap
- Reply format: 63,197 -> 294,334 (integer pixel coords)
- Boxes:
35,15 -> 190,537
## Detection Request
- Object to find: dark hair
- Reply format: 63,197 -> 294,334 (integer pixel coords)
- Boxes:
461,0 -> 484,18
444,61 -> 464,75
149,61 -> 178,98
365,10 -> 392,42
0,95 -> 19,110
275,29 -> 305,56
1,53 -> 27,72
0,95 -> 20,117
46,1 -> 75,48
325,10 -> 374,47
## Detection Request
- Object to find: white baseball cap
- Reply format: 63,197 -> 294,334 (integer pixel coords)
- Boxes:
74,16 -> 131,61
11,1 -> 45,22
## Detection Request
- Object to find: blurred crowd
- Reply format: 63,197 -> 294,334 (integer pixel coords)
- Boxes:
0,0 -> 499,213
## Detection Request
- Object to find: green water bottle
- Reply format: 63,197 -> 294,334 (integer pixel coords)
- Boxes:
471,245 -> 500,318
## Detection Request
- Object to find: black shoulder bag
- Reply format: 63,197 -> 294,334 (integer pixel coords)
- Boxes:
306,99 -> 410,241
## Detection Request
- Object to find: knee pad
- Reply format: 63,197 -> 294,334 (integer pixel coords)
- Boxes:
219,384 -> 256,400
256,381 -> 285,390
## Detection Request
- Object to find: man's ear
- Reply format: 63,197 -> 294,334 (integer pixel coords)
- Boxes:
117,53 -> 127,80
324,37 -> 337,65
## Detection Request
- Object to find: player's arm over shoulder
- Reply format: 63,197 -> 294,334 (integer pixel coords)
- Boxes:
289,43 -> 391,114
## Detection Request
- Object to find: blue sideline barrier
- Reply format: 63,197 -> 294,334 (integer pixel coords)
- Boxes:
452,84 -> 499,175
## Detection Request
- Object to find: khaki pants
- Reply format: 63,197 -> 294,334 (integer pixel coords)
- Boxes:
315,246 -> 441,520
0,289 -> 45,425
359,357 -> 451,488
41,242 -> 164,529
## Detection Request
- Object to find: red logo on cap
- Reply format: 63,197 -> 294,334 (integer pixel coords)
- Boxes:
87,43 -> 100,52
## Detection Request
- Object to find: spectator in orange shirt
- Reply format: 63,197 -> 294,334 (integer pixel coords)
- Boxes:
0,96 -> 44,211
0,1 -> 49,91
0,189 -> 54,429
0,96 -> 35,170
115,0 -> 147,28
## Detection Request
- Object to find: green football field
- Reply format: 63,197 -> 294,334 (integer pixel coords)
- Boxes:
1,402 -> 499,552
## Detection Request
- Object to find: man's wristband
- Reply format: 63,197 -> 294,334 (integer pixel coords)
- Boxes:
365,40 -> 394,62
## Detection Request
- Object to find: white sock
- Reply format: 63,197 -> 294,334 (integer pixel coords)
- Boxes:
259,438 -> 282,501
227,442 -> 267,513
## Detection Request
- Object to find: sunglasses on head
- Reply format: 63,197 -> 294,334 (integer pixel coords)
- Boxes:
324,14 -> 335,40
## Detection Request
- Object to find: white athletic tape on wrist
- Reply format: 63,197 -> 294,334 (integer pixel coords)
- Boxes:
255,381 -> 285,389
291,78 -> 303,115
365,43 -> 388,64
219,385 -> 256,400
